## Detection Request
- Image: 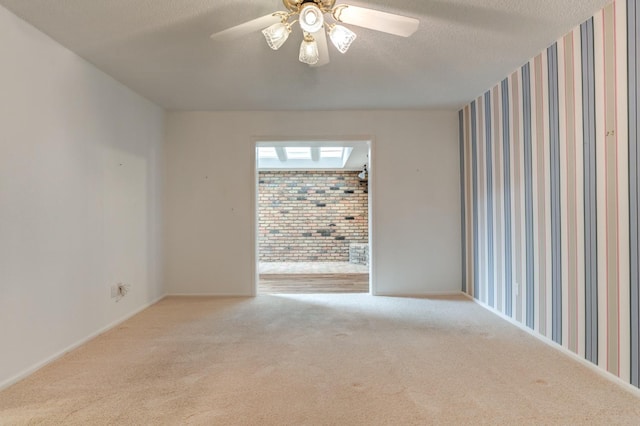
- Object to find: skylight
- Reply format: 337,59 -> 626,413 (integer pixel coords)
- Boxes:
320,147 -> 344,158
257,145 -> 354,170
285,147 -> 311,160
257,147 -> 278,159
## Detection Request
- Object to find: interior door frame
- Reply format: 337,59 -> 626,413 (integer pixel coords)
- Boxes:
251,136 -> 375,296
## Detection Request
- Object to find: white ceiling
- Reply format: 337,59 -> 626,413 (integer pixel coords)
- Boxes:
0,0 -> 610,111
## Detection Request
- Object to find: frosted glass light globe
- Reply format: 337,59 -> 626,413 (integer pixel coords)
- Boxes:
299,37 -> 319,65
299,3 -> 324,33
329,24 -> 356,53
262,22 -> 291,50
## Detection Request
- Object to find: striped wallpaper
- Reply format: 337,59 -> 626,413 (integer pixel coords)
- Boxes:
460,0 -> 640,388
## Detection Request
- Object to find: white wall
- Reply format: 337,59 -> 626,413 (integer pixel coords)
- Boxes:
0,6 -> 165,388
165,110 -> 460,296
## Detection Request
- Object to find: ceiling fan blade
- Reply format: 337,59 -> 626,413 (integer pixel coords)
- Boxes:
210,14 -> 282,42
334,5 -> 419,37
311,29 -> 330,67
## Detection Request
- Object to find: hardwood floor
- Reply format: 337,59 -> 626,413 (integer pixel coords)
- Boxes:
259,273 -> 369,294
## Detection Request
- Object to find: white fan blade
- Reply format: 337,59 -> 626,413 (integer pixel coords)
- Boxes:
334,5 -> 419,37
311,29 -> 330,67
210,14 -> 282,42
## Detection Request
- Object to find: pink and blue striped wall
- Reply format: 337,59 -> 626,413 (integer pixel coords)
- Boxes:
460,0 -> 640,388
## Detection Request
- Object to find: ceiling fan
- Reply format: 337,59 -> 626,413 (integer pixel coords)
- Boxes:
210,0 -> 419,67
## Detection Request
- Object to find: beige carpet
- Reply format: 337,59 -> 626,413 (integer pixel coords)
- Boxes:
1,295 -> 639,425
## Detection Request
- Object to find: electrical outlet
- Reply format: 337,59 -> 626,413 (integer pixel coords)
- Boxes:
115,283 -> 131,301
110,284 -> 118,298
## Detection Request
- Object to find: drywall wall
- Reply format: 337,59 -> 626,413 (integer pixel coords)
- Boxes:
460,0 -> 640,388
0,5 -> 165,388
164,110 -> 460,296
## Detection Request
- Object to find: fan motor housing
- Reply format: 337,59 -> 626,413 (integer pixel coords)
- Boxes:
282,0 -> 336,12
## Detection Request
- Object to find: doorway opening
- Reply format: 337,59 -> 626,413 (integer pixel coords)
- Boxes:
254,140 -> 372,294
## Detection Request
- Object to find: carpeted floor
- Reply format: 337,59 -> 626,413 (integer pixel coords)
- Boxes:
1,294 -> 639,425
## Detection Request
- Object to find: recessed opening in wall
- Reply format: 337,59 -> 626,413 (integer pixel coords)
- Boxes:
255,140 -> 371,294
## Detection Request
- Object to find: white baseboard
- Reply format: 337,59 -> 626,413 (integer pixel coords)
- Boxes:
464,293 -> 640,399
167,293 -> 253,297
374,291 -> 466,298
167,292 -> 466,299
0,294 -> 167,391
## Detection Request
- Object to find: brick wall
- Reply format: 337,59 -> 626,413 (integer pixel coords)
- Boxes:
258,171 -> 368,262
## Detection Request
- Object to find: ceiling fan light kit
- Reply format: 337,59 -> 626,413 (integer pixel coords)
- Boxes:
299,33 -> 320,65
328,24 -> 356,54
211,0 -> 419,67
262,22 -> 292,50
299,3 -> 325,33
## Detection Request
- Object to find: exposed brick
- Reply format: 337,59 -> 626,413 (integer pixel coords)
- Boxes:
259,171 -> 368,262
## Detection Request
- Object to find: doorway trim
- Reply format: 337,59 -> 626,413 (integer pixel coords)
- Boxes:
251,136 -> 375,296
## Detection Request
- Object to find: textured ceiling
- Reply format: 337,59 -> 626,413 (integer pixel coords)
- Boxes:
0,0 -> 610,111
